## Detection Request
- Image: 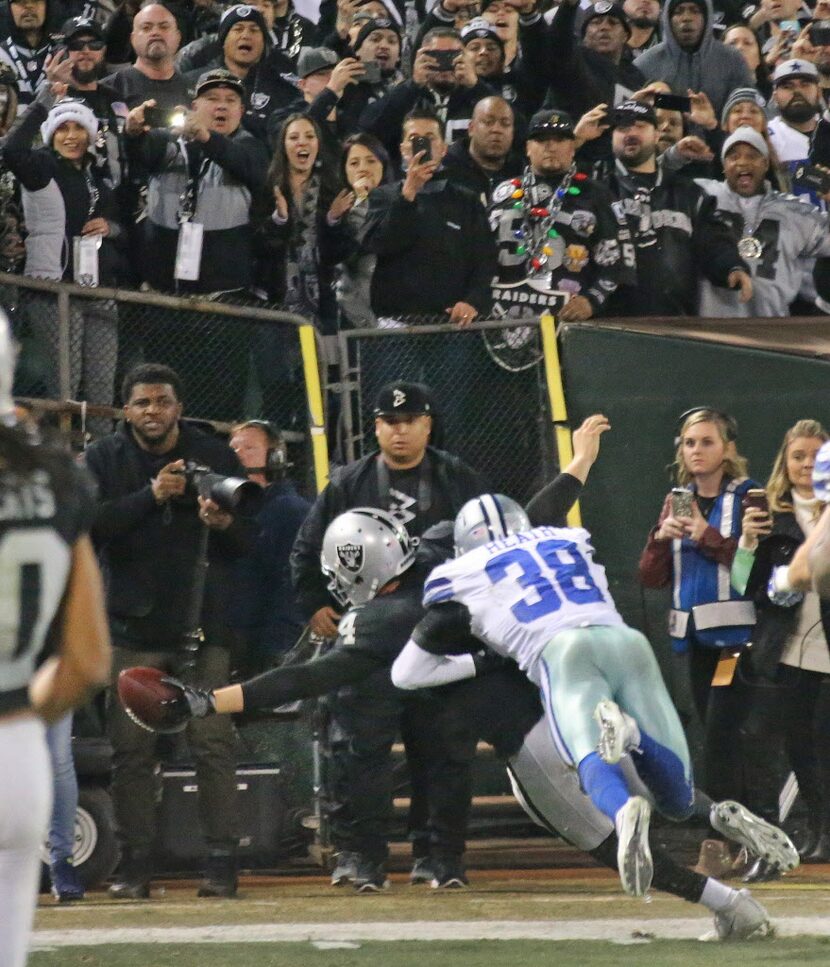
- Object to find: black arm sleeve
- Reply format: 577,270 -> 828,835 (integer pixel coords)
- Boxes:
525,472 -> 583,527
240,647 -> 384,709
411,601 -> 475,655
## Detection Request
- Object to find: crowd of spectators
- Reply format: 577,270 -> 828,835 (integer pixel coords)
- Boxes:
1,0 -> 830,426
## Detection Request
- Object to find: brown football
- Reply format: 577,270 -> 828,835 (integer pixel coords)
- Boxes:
117,667 -> 187,733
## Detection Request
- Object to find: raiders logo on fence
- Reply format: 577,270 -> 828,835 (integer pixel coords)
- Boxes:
336,542 -> 364,573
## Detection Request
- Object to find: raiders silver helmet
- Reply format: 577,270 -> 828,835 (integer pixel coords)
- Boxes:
0,307 -> 14,425
454,494 -> 531,555
321,507 -> 418,608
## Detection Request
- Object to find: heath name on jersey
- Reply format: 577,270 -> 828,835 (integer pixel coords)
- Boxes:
422,525 -> 623,684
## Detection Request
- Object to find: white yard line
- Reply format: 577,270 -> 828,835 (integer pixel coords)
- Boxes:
30,916 -> 830,947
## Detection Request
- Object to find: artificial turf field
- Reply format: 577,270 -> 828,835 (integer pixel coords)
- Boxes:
29,866 -> 830,967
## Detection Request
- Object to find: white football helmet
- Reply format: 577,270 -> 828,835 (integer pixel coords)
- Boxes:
454,494 -> 531,555
321,507 -> 418,608
0,307 -> 14,424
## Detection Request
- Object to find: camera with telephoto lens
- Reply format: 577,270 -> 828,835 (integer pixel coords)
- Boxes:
175,460 -> 262,515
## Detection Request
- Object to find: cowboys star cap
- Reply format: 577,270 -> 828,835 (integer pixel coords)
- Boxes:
527,108 -> 575,139
373,381 -> 433,416
721,125 -> 769,160
611,98 -> 657,127
772,58 -> 819,85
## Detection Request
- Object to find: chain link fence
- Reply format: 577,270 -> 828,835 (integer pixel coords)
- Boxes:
1,273 -> 316,477
336,317 -> 558,504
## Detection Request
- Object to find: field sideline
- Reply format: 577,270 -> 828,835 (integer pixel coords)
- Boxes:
29,866 -> 830,966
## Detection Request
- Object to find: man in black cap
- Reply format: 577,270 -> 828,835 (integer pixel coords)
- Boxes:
59,17 -> 126,187
290,378 -> 485,890
181,5 -> 299,143
125,67 -> 269,416
489,107 -> 634,321
542,0 -> 645,173
634,0 -> 751,115
599,98 -> 751,315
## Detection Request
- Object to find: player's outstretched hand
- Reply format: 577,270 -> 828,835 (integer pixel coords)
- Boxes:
159,676 -> 216,722
567,414 -> 610,483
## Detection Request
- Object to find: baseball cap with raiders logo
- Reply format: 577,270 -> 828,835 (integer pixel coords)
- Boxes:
581,0 -> 631,36
373,381 -> 434,417
527,109 -> 575,140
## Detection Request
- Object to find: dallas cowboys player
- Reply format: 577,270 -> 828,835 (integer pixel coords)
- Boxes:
0,309 -> 111,967
392,494 -> 798,900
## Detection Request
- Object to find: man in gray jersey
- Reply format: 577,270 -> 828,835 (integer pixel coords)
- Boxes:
696,126 -> 830,317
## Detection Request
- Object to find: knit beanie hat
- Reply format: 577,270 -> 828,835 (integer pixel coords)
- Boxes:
40,98 -> 98,148
353,16 -> 401,52
218,5 -> 270,48
720,87 -> 766,126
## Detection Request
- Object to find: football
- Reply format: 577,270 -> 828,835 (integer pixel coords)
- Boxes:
117,667 -> 188,734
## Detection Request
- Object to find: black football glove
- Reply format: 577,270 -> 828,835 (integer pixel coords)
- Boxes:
158,676 -> 216,727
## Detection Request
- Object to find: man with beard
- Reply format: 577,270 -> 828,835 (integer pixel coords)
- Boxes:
544,0 -> 645,173
489,108 -> 634,321
443,94 -> 523,201
0,0 -> 57,112
60,17 -> 125,187
359,27 -> 493,164
767,58 -> 821,183
696,126 -> 830,316
104,2 -> 189,109
634,0 -> 751,115
183,5 -> 299,144
604,99 -> 751,315
623,0 -> 661,54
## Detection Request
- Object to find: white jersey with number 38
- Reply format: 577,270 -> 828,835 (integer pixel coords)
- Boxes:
422,525 -> 623,682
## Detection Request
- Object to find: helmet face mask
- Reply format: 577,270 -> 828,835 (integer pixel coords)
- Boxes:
454,493 -> 531,555
321,507 -> 418,609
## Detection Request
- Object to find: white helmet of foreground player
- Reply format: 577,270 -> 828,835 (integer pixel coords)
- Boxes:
321,507 -> 418,608
454,493 -> 531,555
0,307 -> 15,424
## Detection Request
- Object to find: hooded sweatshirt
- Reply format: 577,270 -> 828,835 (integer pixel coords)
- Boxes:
0,0 -> 60,112
634,0 -> 751,114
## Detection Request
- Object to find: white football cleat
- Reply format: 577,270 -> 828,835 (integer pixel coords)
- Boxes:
616,796 -> 653,897
714,888 -> 772,940
710,800 -> 799,873
594,699 -> 641,764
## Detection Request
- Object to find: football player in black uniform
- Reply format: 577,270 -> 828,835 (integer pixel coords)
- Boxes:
0,308 -> 111,967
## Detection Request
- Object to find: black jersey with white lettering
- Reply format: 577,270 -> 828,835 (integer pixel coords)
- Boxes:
0,435 -> 96,714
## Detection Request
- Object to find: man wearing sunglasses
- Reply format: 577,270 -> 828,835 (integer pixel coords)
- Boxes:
60,17 -> 126,188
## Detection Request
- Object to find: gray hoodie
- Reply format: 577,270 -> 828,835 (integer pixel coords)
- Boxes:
634,0 -> 752,114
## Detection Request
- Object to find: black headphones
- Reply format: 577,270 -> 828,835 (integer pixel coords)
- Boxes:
674,406 -> 739,446
236,420 -> 289,481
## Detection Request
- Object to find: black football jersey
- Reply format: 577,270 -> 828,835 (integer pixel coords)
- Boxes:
0,446 -> 96,713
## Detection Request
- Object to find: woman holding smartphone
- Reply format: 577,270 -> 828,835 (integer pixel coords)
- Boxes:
731,419 -> 830,870
639,408 -> 760,870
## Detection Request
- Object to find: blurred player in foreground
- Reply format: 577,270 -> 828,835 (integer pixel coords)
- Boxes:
0,309 -> 112,967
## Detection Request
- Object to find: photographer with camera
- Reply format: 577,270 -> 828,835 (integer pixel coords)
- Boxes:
82,362 -> 256,900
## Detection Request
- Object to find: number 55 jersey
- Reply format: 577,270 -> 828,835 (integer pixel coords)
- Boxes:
422,525 -> 623,686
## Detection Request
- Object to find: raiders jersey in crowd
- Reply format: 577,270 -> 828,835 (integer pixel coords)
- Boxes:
421,525 -> 622,686
0,445 -> 96,715
488,174 -> 634,313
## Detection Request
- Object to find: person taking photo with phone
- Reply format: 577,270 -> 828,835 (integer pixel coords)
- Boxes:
730,420 -> 830,873
639,407 -> 760,875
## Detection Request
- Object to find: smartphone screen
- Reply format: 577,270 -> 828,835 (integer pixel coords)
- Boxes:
653,93 -> 692,113
430,49 -> 459,72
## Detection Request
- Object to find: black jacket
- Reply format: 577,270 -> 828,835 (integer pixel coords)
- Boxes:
83,421 -> 254,648
441,138 -> 524,204
605,160 -> 746,316
361,176 -> 497,318
290,446 -> 486,618
744,505 -> 830,680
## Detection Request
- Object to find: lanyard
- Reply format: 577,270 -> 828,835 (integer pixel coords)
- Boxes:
3,40 -> 46,96
176,140 -> 210,223
83,164 -> 100,221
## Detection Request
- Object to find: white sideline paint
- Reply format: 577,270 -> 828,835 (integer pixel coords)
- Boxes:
29,917 -> 830,947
